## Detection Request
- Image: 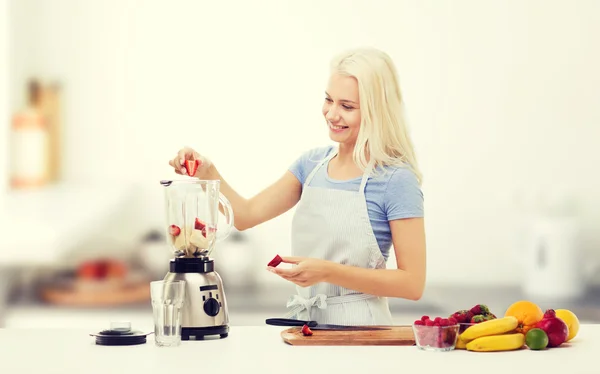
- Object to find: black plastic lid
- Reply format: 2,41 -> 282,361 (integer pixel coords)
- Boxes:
90,322 -> 152,346
170,257 -> 214,273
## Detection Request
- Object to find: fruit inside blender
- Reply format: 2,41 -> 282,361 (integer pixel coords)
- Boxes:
169,217 -> 216,257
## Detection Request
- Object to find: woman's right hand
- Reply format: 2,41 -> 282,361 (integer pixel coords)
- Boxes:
168,146 -> 214,179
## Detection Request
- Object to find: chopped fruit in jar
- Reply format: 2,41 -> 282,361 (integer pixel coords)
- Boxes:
169,225 -> 181,236
174,234 -> 189,251
267,254 -> 283,267
189,229 -> 209,249
195,218 -> 206,231
301,324 -> 313,336
185,159 -> 199,177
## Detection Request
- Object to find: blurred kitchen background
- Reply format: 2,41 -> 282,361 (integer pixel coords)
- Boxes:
0,0 -> 599,331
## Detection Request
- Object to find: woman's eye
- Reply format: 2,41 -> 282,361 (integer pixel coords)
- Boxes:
342,105 -> 354,110
325,97 -> 333,102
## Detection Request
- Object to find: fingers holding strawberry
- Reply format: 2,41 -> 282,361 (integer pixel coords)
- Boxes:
169,147 -> 213,178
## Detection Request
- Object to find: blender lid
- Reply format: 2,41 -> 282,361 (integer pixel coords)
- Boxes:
89,322 -> 152,346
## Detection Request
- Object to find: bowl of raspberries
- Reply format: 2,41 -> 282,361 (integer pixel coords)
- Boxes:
412,316 -> 459,351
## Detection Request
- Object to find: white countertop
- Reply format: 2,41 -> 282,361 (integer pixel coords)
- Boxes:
0,325 -> 597,374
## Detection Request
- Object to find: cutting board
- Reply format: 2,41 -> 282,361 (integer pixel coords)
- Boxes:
281,325 -> 415,346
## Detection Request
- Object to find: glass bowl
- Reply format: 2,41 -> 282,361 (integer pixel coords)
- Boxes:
459,322 -> 476,334
412,323 -> 460,351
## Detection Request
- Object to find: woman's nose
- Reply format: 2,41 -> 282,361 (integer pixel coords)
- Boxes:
325,106 -> 340,122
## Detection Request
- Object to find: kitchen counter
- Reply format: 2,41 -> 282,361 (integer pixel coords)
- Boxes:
0,325 -> 597,374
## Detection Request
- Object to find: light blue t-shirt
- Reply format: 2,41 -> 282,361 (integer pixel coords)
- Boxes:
288,145 -> 424,260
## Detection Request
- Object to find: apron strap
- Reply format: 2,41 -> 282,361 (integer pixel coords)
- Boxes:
304,148 -> 337,186
359,161 -> 374,194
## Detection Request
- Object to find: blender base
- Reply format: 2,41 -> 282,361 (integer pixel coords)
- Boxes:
181,325 -> 229,340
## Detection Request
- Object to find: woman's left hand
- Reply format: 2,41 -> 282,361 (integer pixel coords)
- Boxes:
266,256 -> 334,287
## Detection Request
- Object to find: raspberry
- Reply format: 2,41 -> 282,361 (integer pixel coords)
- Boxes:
448,317 -> 457,325
414,320 -> 424,325
425,320 -> 434,326
421,315 -> 430,322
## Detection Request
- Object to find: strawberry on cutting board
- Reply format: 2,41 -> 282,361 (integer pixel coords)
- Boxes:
185,159 -> 200,177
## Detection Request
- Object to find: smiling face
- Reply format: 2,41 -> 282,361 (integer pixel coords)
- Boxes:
322,73 -> 361,146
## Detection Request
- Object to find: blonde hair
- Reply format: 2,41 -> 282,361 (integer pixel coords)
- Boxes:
330,47 -> 423,185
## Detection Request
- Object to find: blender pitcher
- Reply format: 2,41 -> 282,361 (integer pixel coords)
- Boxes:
160,179 -> 234,258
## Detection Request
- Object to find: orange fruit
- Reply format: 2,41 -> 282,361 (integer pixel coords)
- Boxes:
555,309 -> 580,341
504,300 -> 544,334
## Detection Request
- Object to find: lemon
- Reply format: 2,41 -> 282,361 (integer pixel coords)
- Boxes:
525,328 -> 548,350
555,309 -> 580,341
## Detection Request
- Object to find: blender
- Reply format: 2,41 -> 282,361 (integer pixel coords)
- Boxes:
160,179 -> 234,340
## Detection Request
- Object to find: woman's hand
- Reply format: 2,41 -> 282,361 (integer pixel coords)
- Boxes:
168,146 -> 214,179
267,256 -> 335,287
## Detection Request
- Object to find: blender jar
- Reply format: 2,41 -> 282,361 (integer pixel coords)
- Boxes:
160,179 -> 234,258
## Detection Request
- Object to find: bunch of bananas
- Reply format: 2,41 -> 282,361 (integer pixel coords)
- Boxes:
456,316 -> 525,352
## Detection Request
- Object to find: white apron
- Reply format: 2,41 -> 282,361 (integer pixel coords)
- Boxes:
284,149 -> 394,326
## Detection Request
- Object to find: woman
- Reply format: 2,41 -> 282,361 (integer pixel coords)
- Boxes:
168,47 -> 426,326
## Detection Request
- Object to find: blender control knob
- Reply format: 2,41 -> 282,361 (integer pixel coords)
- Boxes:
203,298 -> 220,317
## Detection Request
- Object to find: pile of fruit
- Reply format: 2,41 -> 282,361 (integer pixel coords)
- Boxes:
454,301 -> 580,352
413,301 -> 580,352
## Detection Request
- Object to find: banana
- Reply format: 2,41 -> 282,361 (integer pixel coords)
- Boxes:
455,336 -> 467,349
460,316 -> 518,342
466,333 -> 525,352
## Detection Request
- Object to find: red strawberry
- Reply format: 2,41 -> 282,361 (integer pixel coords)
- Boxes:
470,314 -> 494,324
449,310 -> 471,323
301,324 -> 313,336
470,304 -> 490,316
194,219 -> 208,237
185,159 -> 199,177
169,225 -> 181,236
267,254 -> 283,267
194,218 -> 206,230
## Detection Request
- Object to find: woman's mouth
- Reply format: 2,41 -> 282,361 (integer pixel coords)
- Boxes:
328,122 -> 349,133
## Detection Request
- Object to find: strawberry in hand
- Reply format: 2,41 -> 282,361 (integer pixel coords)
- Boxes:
185,159 -> 200,177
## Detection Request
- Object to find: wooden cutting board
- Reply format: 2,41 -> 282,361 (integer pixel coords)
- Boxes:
281,325 -> 415,346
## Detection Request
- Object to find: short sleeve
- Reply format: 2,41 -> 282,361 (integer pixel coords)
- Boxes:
384,167 -> 424,220
288,146 -> 334,184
